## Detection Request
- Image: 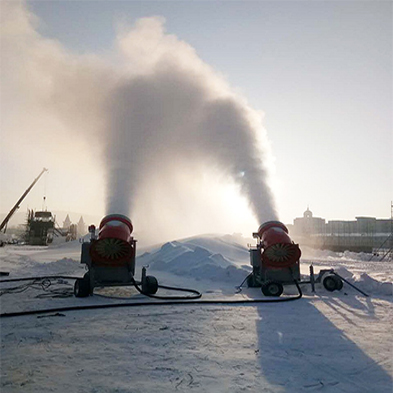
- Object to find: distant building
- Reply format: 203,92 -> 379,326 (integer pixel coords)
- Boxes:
63,214 -> 72,230
292,208 -> 326,236
288,208 -> 392,253
57,214 -> 78,242
77,216 -> 86,236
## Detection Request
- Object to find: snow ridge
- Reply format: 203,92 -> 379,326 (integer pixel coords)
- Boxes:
137,242 -> 250,283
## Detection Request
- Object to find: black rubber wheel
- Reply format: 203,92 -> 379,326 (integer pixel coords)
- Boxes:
142,275 -> 158,295
261,281 -> 284,297
74,274 -> 90,297
323,274 -> 341,292
334,276 -> 343,291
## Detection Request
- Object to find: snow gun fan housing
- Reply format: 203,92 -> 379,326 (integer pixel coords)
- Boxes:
249,221 -> 301,296
90,215 -> 135,266
257,221 -> 301,268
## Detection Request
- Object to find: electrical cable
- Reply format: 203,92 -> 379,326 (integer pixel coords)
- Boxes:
0,276 -> 77,299
0,283 -> 31,296
1,274 -> 202,299
130,274 -> 202,300
0,276 -> 302,318
0,275 -> 81,283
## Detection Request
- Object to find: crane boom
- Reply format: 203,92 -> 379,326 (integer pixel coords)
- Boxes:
0,168 -> 48,233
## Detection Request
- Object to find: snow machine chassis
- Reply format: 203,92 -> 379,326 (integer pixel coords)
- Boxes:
247,265 -> 368,297
74,239 -> 158,297
247,222 -> 368,297
74,265 -> 159,298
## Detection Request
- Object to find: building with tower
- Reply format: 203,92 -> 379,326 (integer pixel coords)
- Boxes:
292,207 -> 326,236
63,214 -> 72,230
287,208 -> 392,254
77,216 -> 86,236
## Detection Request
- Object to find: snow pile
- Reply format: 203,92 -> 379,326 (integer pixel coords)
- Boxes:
137,241 -> 250,284
22,257 -> 83,277
176,234 -> 252,264
331,267 -> 392,296
2,255 -> 83,278
333,266 -> 354,279
355,273 -> 392,296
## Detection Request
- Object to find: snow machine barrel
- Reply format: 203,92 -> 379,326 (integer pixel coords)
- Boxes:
249,221 -> 301,296
90,214 -> 135,266
257,221 -> 301,268
75,214 -> 139,297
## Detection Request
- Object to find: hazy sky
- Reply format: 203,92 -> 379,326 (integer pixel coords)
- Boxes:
1,0 -> 391,241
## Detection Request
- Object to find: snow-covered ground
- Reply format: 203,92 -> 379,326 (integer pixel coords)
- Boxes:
1,235 -> 392,392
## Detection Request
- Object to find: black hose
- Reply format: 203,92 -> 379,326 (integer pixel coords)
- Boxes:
130,274 -> 202,300
1,274 -> 202,299
0,275 -> 81,283
0,276 -> 303,318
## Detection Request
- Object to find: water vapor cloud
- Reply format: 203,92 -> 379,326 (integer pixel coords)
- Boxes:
1,1 -> 278,243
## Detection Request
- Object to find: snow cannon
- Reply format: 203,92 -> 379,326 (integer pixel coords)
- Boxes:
248,221 -> 301,296
74,214 -> 158,297
90,214 -> 135,266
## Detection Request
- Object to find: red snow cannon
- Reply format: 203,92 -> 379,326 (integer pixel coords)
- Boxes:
75,214 -> 159,298
248,221 -> 301,295
89,214 -> 135,266
257,221 -> 301,268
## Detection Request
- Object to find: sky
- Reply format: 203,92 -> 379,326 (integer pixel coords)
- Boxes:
0,0 -> 392,242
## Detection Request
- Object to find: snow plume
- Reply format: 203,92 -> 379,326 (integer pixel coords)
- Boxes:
106,18 -> 278,226
2,2 -> 277,243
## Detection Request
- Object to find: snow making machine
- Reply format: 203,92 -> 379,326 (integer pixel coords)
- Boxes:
248,221 -> 302,296
248,221 -> 347,296
74,214 -> 158,297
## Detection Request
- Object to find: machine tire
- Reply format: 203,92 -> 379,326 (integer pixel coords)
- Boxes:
142,275 -> 158,295
323,274 -> 342,292
261,281 -> 284,297
334,276 -> 344,290
74,274 -> 90,297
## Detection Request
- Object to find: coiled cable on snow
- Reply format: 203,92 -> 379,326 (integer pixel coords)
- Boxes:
0,274 -> 302,318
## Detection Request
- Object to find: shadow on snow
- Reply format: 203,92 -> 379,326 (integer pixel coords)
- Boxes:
255,295 -> 392,392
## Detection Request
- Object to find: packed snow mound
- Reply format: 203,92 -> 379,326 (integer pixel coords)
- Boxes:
137,241 -> 250,283
2,255 -> 84,278
24,257 -> 83,277
355,273 -> 392,296
177,234 -> 252,263
334,266 -> 354,279
138,233 -> 251,263
329,267 -> 392,296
